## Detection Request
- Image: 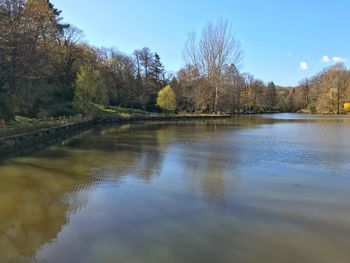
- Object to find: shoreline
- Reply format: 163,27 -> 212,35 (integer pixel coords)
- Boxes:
0,114 -> 231,158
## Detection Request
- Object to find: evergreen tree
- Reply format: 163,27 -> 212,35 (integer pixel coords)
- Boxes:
46,0 -> 69,32
149,53 -> 165,85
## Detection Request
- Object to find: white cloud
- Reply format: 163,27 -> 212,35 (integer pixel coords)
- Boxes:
332,56 -> 346,63
299,62 -> 309,70
321,56 -> 330,63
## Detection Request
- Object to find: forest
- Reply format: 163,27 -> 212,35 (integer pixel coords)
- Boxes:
1,0 -> 350,121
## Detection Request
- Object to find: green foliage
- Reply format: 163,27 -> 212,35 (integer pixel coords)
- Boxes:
0,93 -> 14,121
3,0 -> 337,118
308,104 -> 317,114
287,94 -> 297,112
265,81 -> 277,111
149,53 -> 165,83
276,93 -> 289,112
156,85 -> 176,112
73,66 -> 108,115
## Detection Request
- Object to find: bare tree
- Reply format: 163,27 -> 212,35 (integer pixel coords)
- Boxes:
299,78 -> 310,110
183,19 -> 244,113
133,49 -> 142,78
139,47 -> 153,83
309,63 -> 350,114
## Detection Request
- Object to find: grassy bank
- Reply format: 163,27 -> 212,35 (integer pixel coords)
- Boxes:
93,104 -> 219,119
0,116 -> 87,138
0,105 -> 228,138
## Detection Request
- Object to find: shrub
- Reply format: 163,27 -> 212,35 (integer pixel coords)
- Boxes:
308,104 -> 317,114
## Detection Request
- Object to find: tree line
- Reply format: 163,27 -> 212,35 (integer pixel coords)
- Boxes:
0,0 -> 169,120
1,0 -> 349,121
293,63 -> 350,114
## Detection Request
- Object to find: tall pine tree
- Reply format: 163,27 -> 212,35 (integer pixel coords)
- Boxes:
149,53 -> 165,86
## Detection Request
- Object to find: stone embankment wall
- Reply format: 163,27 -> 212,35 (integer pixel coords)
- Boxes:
0,115 -> 230,157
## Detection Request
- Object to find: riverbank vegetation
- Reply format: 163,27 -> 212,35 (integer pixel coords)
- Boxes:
0,115 -> 84,138
294,63 -> 350,114
1,0 -> 350,124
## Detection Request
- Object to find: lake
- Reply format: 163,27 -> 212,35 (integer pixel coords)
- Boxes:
1,114 -> 350,263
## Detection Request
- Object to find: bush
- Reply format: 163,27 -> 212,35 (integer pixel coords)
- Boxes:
0,93 -> 14,121
308,104 -> 317,114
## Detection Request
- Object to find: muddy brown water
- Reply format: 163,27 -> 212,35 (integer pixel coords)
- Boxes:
1,114 -> 350,263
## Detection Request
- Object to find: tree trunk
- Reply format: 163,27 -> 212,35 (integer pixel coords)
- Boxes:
337,89 -> 340,114
214,83 -> 218,114
8,77 -> 17,121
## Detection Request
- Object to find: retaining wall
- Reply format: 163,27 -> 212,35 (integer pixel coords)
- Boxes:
0,115 -> 230,157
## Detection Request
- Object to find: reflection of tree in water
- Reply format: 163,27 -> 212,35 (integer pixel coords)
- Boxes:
183,151 -> 241,204
175,127 -> 242,204
0,123 -> 179,262
0,158 -> 97,263
109,121 -> 243,203
74,123 -> 177,183
0,119 -> 254,262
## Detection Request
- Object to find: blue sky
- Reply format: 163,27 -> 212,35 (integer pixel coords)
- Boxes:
51,0 -> 350,86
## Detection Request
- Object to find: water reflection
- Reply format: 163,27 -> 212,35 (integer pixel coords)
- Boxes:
0,119 -> 248,262
0,115 -> 350,262
0,158 -> 92,262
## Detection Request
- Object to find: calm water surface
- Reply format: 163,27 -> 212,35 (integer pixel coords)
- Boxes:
1,114 -> 350,263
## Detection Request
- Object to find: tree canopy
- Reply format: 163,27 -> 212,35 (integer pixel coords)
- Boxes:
73,66 -> 107,115
1,2 -> 349,121
156,85 -> 176,112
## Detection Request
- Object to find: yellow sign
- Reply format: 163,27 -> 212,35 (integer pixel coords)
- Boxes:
344,103 -> 350,110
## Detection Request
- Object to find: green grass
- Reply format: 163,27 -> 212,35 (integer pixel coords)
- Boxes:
0,115 -> 85,138
93,104 -> 162,119
0,105 -> 228,138
0,105 -> 154,138
93,104 -> 224,118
